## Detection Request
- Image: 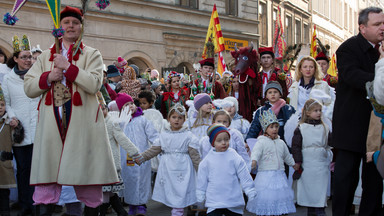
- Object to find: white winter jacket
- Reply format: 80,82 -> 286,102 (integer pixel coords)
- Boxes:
2,68 -> 40,146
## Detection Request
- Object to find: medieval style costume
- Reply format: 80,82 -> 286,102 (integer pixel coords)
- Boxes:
194,58 -> 226,99
24,6 -> 117,215
155,71 -> 189,118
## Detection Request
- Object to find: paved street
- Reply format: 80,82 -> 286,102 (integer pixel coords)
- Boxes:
10,199 -> 335,216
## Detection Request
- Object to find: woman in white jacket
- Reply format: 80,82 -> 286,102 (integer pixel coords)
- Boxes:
2,47 -> 40,215
288,56 -> 335,121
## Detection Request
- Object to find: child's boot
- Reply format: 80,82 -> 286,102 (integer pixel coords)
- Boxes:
127,205 -> 136,216
171,208 -> 184,216
135,205 -> 146,216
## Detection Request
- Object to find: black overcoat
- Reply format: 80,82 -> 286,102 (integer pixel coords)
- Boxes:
332,33 -> 379,153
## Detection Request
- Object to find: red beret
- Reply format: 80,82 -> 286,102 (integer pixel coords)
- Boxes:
199,58 -> 215,67
258,47 -> 274,58
60,6 -> 83,23
315,52 -> 329,62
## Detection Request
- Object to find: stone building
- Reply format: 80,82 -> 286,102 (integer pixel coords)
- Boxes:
0,0 -> 260,77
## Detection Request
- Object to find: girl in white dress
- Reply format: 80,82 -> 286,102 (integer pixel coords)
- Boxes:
247,109 -> 298,216
187,93 -> 214,138
291,99 -> 332,216
137,104 -> 200,216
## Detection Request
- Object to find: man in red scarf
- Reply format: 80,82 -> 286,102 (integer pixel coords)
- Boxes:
257,47 -> 288,104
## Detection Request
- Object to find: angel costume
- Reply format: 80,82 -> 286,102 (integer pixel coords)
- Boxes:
120,114 -> 158,205
141,123 -> 200,208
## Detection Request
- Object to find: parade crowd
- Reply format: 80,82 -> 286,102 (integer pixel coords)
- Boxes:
1,4 -> 384,216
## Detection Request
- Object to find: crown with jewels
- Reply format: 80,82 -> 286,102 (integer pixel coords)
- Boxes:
258,109 -> 278,132
13,35 -> 31,53
0,84 -> 4,101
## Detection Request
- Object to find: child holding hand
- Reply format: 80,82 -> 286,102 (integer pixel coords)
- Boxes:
247,109 -> 298,216
136,104 -> 200,216
291,99 -> 332,216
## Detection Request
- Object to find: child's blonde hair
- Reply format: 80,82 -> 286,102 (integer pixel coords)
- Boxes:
213,110 -> 232,126
300,99 -> 323,124
192,108 -> 214,128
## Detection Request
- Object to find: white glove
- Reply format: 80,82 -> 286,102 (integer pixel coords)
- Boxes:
119,106 -> 132,131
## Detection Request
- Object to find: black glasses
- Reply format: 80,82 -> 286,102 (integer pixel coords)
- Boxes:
19,55 -> 32,60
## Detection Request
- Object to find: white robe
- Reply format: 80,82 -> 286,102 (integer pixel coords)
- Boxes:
151,124 -> 199,208
296,123 -> 332,207
196,148 -> 256,214
120,115 -> 159,205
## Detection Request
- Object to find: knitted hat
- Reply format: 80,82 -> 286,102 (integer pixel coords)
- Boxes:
199,58 -> 215,68
117,57 -> 127,68
0,85 -> 4,101
107,65 -> 120,78
258,47 -> 274,58
60,6 -> 83,23
265,81 -> 283,96
129,64 -> 140,77
115,93 -> 133,111
207,124 -> 231,146
194,93 -> 212,111
151,81 -> 161,90
223,96 -> 239,113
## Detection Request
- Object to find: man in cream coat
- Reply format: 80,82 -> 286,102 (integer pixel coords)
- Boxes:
24,6 -> 118,216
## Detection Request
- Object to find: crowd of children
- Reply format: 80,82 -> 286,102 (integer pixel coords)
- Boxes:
0,52 -> 336,216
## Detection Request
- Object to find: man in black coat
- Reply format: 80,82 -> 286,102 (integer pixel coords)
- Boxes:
332,7 -> 384,216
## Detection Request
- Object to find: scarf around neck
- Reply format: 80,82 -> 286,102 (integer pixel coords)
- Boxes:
14,65 -> 29,78
300,77 -> 315,90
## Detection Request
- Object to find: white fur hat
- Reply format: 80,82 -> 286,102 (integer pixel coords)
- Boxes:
223,96 -> 239,113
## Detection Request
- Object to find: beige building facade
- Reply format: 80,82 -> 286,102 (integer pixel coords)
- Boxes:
0,0 -> 260,77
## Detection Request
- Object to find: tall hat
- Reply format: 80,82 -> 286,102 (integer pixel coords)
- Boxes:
258,109 -> 278,132
199,58 -> 215,68
258,47 -> 274,58
60,6 -> 83,23
315,52 -> 329,62
13,35 -> 30,53
0,84 -> 4,101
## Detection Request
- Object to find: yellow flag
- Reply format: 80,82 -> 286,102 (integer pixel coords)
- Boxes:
327,54 -> 338,77
202,4 -> 225,59
310,25 -> 317,58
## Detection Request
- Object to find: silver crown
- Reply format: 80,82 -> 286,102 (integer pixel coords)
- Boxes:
258,109 -> 278,132
169,103 -> 186,116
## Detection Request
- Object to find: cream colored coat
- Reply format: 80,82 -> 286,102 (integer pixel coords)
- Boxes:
24,46 -> 118,185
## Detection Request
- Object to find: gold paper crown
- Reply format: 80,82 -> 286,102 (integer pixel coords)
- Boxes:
258,109 -> 278,132
13,35 -> 31,52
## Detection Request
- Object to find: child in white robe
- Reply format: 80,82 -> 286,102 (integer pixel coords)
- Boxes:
137,104 -> 200,216
196,124 -> 256,216
115,93 -> 159,216
291,99 -> 332,216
